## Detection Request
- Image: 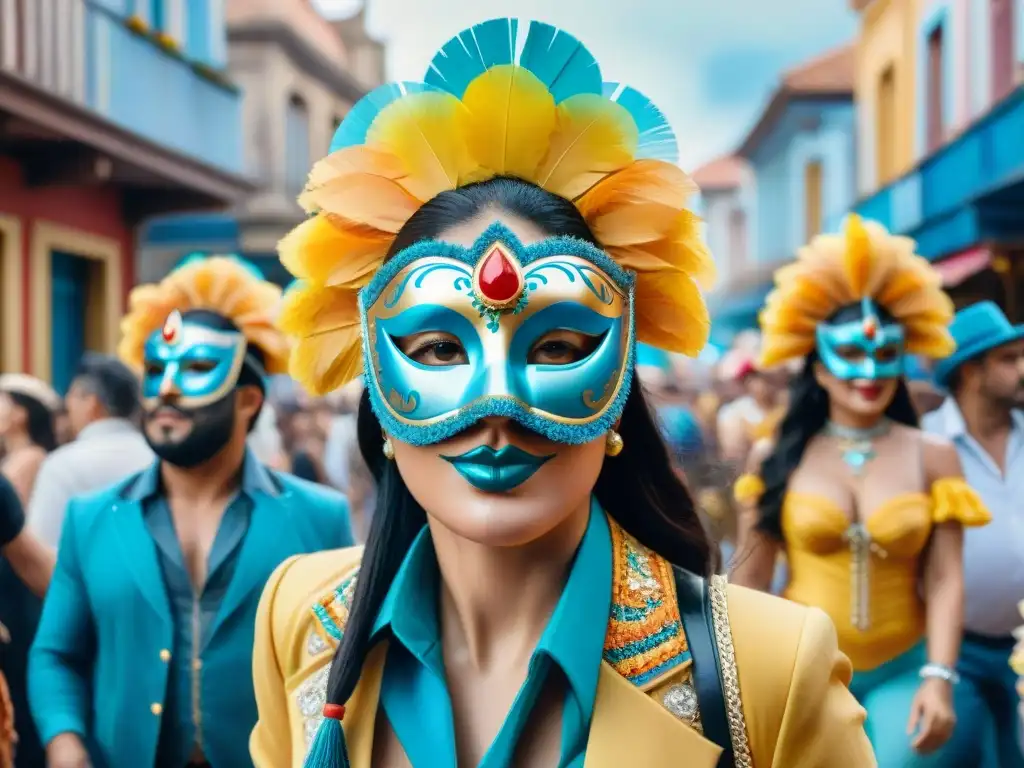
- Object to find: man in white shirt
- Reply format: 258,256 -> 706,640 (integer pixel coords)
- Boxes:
924,302 -> 1024,768
26,354 -> 154,548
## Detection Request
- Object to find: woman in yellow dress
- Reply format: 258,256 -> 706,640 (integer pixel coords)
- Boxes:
731,218 -> 991,767
250,18 -> 874,768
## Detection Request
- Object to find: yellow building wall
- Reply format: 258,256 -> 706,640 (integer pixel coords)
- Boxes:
855,0 -> 920,195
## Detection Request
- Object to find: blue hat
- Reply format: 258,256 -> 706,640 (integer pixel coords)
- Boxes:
932,301 -> 1024,387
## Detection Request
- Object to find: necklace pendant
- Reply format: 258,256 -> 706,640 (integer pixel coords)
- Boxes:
842,443 -> 876,474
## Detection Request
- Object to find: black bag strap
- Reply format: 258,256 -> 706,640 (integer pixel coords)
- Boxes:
673,567 -> 734,768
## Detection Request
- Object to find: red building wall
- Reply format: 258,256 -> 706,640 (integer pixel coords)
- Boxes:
0,155 -> 135,372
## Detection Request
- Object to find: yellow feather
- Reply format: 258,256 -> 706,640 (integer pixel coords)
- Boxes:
460,65 -> 557,180
305,146 -> 410,197
278,283 -> 363,394
634,270 -> 709,355
301,172 -> 422,234
535,94 -> 637,200
613,212 -> 716,289
842,215 -> 873,297
278,214 -> 390,289
576,160 -> 696,216
366,91 -> 477,201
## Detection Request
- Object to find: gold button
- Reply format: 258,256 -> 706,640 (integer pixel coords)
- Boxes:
192,658 -> 202,671
150,703 -> 163,716
159,649 -> 171,662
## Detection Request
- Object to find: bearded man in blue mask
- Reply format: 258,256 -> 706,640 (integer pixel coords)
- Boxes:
29,257 -> 353,768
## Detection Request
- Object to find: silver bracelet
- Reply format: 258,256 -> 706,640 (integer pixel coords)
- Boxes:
919,662 -> 960,685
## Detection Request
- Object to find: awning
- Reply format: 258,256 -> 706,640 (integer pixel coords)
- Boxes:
934,247 -> 992,287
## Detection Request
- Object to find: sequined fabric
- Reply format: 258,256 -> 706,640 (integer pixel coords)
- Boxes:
603,521 -> 691,687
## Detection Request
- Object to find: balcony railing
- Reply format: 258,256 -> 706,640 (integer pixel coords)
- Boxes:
91,10 -> 244,173
853,86 -> 1024,259
0,1 -> 244,175
0,0 -> 88,104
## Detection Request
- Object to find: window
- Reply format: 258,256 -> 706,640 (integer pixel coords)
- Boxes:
804,160 -> 823,241
991,0 -> 1016,100
927,24 -> 945,151
876,65 -> 897,184
285,95 -> 310,197
150,0 -> 164,31
728,209 -> 747,272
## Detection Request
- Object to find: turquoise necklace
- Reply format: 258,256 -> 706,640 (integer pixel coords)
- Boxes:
823,419 -> 892,475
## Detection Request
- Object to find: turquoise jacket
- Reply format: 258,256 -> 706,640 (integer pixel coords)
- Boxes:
28,462 -> 352,768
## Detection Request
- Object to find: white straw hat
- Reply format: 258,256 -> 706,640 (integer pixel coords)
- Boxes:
0,373 -> 62,412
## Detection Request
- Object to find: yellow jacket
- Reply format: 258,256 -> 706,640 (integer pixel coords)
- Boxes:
251,545 -> 874,768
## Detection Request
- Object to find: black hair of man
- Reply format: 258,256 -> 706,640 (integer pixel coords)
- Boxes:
71,353 -> 142,420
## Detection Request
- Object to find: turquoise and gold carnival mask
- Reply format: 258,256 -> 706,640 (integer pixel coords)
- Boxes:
815,297 -> 906,381
362,223 -> 635,446
141,309 -> 256,409
276,17 -> 717,455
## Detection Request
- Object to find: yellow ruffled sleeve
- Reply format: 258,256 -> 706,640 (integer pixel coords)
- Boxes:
931,478 -> 992,527
733,473 -> 766,506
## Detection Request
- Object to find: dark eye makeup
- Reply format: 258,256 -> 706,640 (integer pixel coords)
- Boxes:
395,329 -> 604,368
183,359 -> 219,374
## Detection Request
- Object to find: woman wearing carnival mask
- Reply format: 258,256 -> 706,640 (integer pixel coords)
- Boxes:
250,18 -> 874,768
731,217 -> 991,766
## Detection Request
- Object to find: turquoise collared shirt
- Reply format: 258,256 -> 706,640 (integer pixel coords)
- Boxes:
127,450 -> 279,768
372,498 -> 612,767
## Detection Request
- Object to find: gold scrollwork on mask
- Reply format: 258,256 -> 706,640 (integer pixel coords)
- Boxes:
388,389 -> 418,413
582,366 -> 621,411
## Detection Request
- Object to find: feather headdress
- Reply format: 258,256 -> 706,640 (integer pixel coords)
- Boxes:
759,216 -> 956,368
118,256 -> 290,375
278,17 -> 715,395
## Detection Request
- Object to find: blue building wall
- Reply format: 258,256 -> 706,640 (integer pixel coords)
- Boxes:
710,98 -> 855,343
853,85 -> 1024,261
83,1 -> 242,174
747,101 -> 857,264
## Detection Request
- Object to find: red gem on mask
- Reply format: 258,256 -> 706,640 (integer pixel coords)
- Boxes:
162,310 -> 182,344
863,317 -> 877,340
477,247 -> 522,304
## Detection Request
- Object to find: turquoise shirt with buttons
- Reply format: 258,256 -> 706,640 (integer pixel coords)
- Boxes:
371,498 -> 612,767
129,453 -> 277,768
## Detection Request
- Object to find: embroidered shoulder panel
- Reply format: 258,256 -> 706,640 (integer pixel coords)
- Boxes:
603,518 -> 690,687
310,566 -> 360,644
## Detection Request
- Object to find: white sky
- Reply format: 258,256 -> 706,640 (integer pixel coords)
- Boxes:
313,0 -> 858,170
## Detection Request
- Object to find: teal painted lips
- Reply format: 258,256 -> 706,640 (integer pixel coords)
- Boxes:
441,445 -> 554,493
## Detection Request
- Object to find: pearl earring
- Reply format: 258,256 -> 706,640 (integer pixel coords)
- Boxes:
382,438 -> 395,460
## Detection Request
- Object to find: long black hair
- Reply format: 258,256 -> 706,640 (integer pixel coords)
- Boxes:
756,302 -> 919,539
324,175 -> 711,712
8,392 -> 57,453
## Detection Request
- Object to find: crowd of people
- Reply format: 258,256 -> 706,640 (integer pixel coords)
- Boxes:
0,14 -> 1022,768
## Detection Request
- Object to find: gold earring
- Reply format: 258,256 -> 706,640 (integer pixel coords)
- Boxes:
605,430 -> 624,457
382,438 -> 395,461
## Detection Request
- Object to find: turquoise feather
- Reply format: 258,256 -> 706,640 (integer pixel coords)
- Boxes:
329,82 -> 437,153
603,82 -> 678,163
517,21 -> 601,102
176,253 -> 265,280
424,18 -> 601,102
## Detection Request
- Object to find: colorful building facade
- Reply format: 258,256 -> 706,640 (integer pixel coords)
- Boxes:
140,2 -> 385,287
852,0 -> 1024,316
705,45 -> 858,344
0,0 -> 250,391
692,156 -> 753,347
